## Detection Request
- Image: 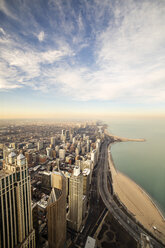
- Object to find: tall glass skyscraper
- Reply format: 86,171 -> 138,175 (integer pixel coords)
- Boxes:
0,152 -> 35,248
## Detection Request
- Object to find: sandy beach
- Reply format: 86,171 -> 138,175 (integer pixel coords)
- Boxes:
105,129 -> 145,142
108,143 -> 165,244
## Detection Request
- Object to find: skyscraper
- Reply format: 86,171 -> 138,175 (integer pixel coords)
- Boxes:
82,168 -> 90,197
68,166 -> 83,231
61,130 -> 66,142
59,149 -> 66,160
50,137 -> 56,146
0,152 -> 35,248
47,171 -> 66,248
91,149 -> 97,169
37,141 -> 43,151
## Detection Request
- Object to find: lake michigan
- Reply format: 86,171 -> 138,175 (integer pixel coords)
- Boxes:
106,117 -> 165,216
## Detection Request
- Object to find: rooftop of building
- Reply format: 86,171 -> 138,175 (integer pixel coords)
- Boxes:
85,236 -> 96,248
37,201 -> 48,209
42,171 -> 52,176
8,151 -> 16,158
0,169 -> 13,180
83,168 -> 90,176
37,198 -> 48,209
17,153 -> 25,160
52,171 -> 62,176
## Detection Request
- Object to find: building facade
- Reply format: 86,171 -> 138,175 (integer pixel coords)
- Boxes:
59,149 -> 65,160
47,172 -> 66,248
0,152 -> 35,248
68,166 -> 83,232
50,137 -> 56,146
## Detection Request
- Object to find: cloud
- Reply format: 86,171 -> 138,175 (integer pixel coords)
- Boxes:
0,61 -> 22,90
0,0 -> 165,104
0,31 -> 74,91
37,31 -> 45,42
0,0 -> 18,20
0,27 -> 6,35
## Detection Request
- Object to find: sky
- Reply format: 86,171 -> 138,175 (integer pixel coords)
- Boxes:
0,0 -> 165,119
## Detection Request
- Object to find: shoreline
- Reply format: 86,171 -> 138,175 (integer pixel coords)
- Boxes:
105,130 -> 165,244
104,129 -> 145,142
108,143 -> 165,221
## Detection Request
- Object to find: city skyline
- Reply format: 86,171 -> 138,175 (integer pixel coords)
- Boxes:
0,118 -> 165,247
0,0 -> 165,119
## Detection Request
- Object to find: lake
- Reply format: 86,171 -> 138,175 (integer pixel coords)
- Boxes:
106,117 -> 165,216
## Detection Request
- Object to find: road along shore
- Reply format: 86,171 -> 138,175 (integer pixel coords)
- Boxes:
105,131 -> 165,245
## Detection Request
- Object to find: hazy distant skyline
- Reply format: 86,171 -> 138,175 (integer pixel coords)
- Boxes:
0,0 -> 165,118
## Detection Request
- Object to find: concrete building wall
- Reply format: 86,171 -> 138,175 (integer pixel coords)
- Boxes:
83,170 -> 90,197
68,173 -> 83,231
91,150 -> 97,168
47,174 -> 66,248
51,172 -> 62,189
0,153 -> 35,248
59,149 -> 65,160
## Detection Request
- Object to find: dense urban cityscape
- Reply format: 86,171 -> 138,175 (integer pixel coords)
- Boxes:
0,120 -> 164,248
1,0 -> 165,247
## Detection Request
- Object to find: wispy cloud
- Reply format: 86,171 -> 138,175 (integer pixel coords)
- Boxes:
37,31 -> 45,42
0,27 -> 6,35
0,0 -> 18,20
0,0 -> 165,104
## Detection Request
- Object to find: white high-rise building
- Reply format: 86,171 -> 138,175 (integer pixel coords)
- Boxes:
82,168 -> 90,197
96,139 -> 101,152
61,130 -> 66,142
82,160 -> 92,183
50,137 -> 56,146
72,137 -> 76,144
96,139 -> 101,159
86,139 -> 90,153
91,150 -> 97,169
55,145 -> 59,152
68,166 -> 83,231
46,147 -> 52,157
75,147 -> 80,156
59,149 -> 66,160
37,141 -> 43,150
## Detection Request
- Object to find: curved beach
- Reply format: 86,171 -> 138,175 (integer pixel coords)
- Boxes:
105,129 -> 145,142
106,133 -> 165,245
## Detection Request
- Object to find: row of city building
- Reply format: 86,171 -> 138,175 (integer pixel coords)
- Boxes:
0,123 -> 104,248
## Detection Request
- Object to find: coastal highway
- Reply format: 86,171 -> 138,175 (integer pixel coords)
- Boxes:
98,137 -> 165,248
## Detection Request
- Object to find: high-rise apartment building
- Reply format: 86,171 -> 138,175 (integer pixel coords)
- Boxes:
0,152 -> 35,248
59,149 -> 65,160
96,139 -> 101,160
50,137 -> 56,146
3,147 -> 16,162
46,147 -> 52,157
37,141 -> 43,151
86,139 -> 90,153
61,130 -> 66,142
82,160 -> 92,184
91,150 -> 97,169
68,166 -> 83,231
47,172 -> 66,248
82,168 -> 90,197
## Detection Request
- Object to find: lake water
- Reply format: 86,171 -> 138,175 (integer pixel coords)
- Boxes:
106,117 -> 165,216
